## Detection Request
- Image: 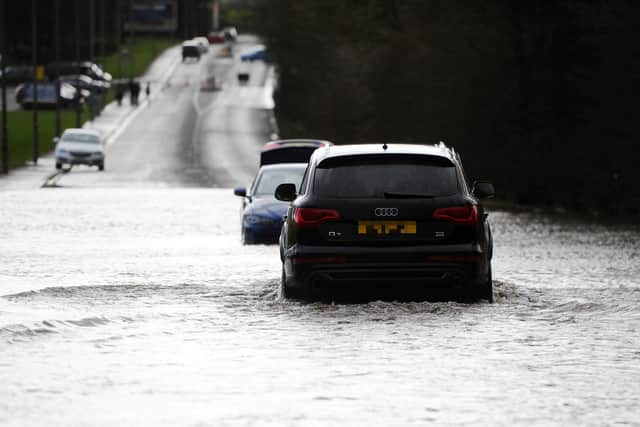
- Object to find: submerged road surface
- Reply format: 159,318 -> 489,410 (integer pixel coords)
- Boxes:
1,39 -> 640,427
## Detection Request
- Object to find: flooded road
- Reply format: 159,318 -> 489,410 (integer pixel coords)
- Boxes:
1,188 -> 639,426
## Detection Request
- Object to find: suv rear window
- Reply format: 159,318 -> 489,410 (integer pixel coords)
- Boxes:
314,154 -> 459,198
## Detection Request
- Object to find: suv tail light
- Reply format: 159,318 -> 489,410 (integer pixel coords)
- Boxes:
293,208 -> 340,227
432,205 -> 478,225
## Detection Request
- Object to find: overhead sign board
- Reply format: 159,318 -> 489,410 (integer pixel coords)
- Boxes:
124,0 -> 178,33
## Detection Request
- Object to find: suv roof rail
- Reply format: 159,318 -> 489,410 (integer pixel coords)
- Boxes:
436,140 -> 457,158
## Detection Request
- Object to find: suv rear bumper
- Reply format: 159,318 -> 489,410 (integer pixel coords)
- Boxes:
283,243 -> 490,296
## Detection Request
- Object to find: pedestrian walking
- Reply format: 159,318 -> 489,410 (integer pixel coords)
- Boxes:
115,83 -> 124,106
145,82 -> 151,103
128,79 -> 136,106
129,79 -> 142,106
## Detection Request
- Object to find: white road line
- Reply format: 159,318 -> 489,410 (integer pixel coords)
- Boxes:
105,52 -> 182,146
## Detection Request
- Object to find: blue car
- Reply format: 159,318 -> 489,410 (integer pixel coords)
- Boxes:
234,163 -> 308,244
240,48 -> 271,63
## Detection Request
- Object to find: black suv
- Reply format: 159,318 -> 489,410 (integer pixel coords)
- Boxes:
275,143 -> 495,301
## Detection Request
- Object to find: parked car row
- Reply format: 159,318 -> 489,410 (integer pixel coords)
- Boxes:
14,81 -> 86,109
234,140 -> 496,303
0,65 -> 34,84
5,60 -> 112,109
207,26 -> 237,44
46,61 -> 112,84
183,27 -> 238,62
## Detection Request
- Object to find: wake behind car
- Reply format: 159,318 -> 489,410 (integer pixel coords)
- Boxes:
54,129 -> 105,171
275,143 -> 495,302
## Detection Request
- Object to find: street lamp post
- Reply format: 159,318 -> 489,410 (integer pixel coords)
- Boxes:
88,0 -> 95,121
54,0 -> 61,137
100,0 -> 106,60
1,0 -> 9,174
1,53 -> 7,174
75,0 -> 81,63
32,0 -> 39,165
129,0 -> 136,79
89,0 -> 95,62
99,0 -> 106,114
75,0 -> 82,128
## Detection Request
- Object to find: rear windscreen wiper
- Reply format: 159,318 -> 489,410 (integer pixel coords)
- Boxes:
383,192 -> 435,199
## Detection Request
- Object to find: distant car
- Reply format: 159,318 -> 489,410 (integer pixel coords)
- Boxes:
237,72 -> 250,83
241,48 -> 271,63
276,143 -> 495,301
46,61 -> 112,83
182,41 -> 201,62
54,128 -> 105,170
192,36 -> 210,53
234,163 -> 308,244
223,26 -> 238,42
15,82 -> 83,109
58,74 -> 110,94
260,139 -> 333,166
0,65 -> 34,84
207,31 -> 226,44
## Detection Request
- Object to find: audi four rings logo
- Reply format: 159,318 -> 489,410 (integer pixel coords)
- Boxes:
374,208 -> 399,217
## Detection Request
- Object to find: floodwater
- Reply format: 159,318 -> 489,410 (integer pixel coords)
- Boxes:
1,188 -> 639,426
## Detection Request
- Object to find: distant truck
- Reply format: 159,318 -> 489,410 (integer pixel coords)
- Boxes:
182,41 -> 201,62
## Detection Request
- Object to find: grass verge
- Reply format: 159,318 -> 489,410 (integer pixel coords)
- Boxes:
101,37 -> 178,80
2,110 -> 88,169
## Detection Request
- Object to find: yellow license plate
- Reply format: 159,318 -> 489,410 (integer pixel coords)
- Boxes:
357,221 -> 417,235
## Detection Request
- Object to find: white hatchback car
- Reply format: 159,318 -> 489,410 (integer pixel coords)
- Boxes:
54,128 -> 105,170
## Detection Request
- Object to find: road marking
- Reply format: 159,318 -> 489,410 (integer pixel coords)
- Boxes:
105,51 -> 182,146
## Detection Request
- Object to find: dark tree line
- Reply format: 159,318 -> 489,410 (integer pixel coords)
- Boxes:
258,0 -> 639,214
1,0 -> 212,64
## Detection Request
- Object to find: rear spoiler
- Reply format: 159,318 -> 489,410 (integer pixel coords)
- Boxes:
260,140 -> 333,166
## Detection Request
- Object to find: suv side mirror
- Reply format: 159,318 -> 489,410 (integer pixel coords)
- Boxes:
53,137 -> 60,144
473,181 -> 495,199
233,187 -> 246,197
275,183 -> 297,202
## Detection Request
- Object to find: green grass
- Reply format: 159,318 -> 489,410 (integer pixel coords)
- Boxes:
2,109 -> 88,169
1,37 -> 177,171
101,37 -> 178,80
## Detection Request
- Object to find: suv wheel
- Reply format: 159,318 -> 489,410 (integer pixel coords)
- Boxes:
280,266 -> 290,298
281,265 -> 306,299
478,267 -> 494,303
